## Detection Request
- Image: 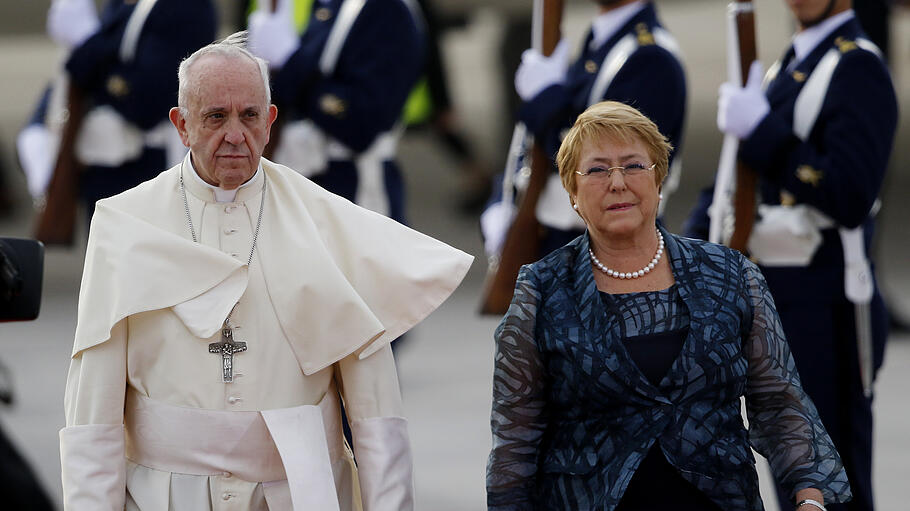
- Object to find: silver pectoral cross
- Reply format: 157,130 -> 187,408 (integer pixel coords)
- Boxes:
209,321 -> 247,383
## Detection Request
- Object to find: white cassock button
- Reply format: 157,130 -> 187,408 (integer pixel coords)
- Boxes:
223,471 -> 232,478
227,396 -> 239,404
224,205 -> 235,213
222,492 -> 231,500
224,228 -> 237,235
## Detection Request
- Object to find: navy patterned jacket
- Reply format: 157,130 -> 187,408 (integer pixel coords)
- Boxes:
487,228 -> 851,510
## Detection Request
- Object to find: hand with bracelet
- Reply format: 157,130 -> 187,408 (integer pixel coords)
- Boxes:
796,488 -> 826,510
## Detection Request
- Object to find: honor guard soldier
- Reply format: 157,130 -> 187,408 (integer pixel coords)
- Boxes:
714,1 -> 897,509
33,0 -> 216,225
247,0 -> 425,225
482,0 -> 687,259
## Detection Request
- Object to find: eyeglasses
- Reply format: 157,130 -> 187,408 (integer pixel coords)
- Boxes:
575,163 -> 656,179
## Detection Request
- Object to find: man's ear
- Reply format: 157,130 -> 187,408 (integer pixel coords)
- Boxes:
169,107 -> 190,147
264,104 -> 279,146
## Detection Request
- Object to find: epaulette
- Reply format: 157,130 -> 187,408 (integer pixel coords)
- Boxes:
636,23 -> 655,46
834,36 -> 858,54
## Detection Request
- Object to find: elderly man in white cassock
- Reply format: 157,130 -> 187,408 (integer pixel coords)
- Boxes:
58,31 -> 472,511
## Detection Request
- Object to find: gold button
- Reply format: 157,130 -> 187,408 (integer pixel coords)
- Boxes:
780,191 -> 797,206
106,75 -> 130,97
584,60 -> 598,74
791,70 -> 807,83
796,165 -> 823,187
319,94 -> 347,117
315,7 -> 332,21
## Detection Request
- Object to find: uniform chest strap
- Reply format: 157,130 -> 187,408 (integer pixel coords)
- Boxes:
587,27 -> 682,106
124,385 -> 346,510
120,0 -> 158,62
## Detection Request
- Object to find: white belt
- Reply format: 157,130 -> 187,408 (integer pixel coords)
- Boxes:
75,105 -> 185,167
124,386 -> 346,510
749,203 -> 874,305
536,174 -> 585,231
273,120 -> 398,176
327,131 -> 398,161
273,119 -> 400,216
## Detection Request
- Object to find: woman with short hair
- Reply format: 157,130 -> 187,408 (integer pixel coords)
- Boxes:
486,101 -> 851,511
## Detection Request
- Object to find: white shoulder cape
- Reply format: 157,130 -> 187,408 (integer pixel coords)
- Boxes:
73,158 -> 473,374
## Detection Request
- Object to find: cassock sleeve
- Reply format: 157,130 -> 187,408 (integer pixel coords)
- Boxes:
335,344 -> 413,511
60,318 -> 129,510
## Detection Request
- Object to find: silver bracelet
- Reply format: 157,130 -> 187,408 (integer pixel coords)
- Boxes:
796,498 -> 827,511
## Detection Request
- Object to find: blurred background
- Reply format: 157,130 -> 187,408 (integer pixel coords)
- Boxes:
0,0 -> 908,509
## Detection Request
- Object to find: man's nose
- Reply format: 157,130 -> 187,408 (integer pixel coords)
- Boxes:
224,119 -> 246,145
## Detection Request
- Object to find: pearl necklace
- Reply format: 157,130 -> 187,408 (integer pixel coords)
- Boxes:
588,231 -> 664,279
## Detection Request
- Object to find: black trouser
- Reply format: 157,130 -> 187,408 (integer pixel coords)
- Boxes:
772,292 -> 888,511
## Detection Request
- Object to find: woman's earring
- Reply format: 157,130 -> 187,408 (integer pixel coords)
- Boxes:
658,193 -> 664,201
573,203 -> 579,210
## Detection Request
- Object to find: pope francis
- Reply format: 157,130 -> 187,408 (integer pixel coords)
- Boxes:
58,32 -> 473,510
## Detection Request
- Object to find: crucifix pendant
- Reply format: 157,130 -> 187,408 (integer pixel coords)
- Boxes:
209,320 -> 247,383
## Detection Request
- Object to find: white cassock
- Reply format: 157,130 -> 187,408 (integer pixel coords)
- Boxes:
60,154 -> 473,511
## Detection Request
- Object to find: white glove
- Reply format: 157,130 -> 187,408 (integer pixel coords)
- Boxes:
16,124 -> 58,199
514,39 -> 570,101
480,201 -> 516,258
47,0 -> 100,49
717,60 -> 770,139
248,0 -> 299,69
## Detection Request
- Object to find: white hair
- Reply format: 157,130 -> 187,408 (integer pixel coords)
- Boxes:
177,31 -> 271,115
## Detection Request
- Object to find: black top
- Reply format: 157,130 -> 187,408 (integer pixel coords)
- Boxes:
602,288 -> 722,511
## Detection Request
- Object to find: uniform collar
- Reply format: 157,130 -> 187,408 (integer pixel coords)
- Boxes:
590,1 -> 648,49
183,151 -> 264,203
791,10 -> 855,65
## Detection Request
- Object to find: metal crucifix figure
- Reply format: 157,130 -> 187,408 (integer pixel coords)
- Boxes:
209,319 -> 247,383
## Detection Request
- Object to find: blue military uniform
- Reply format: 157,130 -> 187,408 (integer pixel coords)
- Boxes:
271,0 -> 425,224
507,2 -> 686,256
733,16 -> 896,511
65,0 -> 215,219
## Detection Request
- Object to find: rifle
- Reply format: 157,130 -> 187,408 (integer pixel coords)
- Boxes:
708,0 -> 758,252
262,0 -> 284,161
479,0 -> 563,315
34,82 -> 86,246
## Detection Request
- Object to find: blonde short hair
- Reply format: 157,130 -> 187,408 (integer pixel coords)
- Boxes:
556,101 -> 672,196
